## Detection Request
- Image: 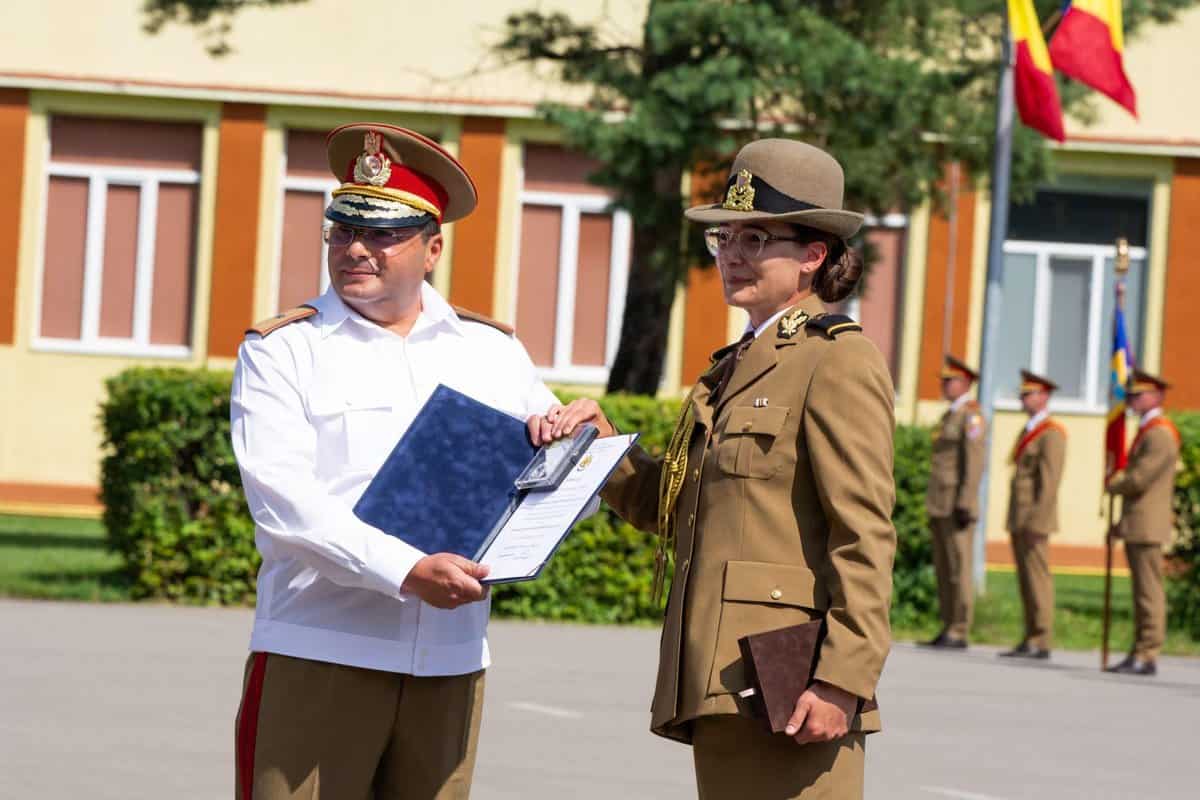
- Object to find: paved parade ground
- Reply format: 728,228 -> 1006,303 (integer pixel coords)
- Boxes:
3,599 -> 1198,800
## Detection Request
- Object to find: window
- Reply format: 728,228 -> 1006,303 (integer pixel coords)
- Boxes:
274,130 -> 336,312
514,144 -> 631,385
995,188 -> 1149,411
37,116 -> 202,357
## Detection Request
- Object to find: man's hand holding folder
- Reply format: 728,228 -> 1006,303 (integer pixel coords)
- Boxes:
402,553 -> 491,609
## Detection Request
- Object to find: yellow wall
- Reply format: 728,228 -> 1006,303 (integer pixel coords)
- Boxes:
0,0 -> 647,113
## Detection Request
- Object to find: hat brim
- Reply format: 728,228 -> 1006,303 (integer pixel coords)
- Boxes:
684,204 -> 864,239
324,192 -> 434,230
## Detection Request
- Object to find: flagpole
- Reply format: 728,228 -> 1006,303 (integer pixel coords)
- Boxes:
972,16 -> 1015,597
1101,239 -> 1132,670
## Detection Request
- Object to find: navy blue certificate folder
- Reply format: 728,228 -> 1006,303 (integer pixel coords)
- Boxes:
353,384 -> 537,562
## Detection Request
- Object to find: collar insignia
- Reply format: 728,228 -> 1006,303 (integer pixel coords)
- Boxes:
722,169 -> 756,212
353,130 -> 393,187
777,308 -> 809,339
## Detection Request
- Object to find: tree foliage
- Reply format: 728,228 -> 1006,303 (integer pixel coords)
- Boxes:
142,0 -> 305,55
494,0 -> 1196,391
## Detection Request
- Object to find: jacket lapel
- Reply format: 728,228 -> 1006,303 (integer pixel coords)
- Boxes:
713,295 -> 824,415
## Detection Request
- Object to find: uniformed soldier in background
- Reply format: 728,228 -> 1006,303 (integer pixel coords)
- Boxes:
923,355 -> 986,649
1001,370 -> 1066,660
1105,369 -> 1181,677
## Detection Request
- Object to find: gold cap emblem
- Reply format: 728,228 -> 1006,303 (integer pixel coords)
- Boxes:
722,168 -> 756,212
353,130 -> 393,187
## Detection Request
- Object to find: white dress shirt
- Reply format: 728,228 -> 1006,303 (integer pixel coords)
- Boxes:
1024,408 -> 1050,432
1139,406 -> 1163,427
231,283 -> 558,676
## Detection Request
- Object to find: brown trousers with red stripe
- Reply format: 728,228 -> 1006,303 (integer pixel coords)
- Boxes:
235,652 -> 485,800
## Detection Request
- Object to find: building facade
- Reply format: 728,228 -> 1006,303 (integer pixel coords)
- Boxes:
1,1 -> 1197,574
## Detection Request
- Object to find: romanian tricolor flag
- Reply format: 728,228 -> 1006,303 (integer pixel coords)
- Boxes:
1009,0 -> 1065,141
1105,291 -> 1134,483
1049,1 -> 1138,117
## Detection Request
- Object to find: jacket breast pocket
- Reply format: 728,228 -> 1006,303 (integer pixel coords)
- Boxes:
308,392 -> 396,470
716,405 -> 792,479
707,560 -> 823,697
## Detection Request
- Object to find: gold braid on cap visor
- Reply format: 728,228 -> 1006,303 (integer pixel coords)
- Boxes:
332,184 -> 441,218
654,388 -> 696,604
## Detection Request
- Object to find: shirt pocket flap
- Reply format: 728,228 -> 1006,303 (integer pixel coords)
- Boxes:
722,560 -> 819,610
724,405 -> 791,437
308,387 -> 394,417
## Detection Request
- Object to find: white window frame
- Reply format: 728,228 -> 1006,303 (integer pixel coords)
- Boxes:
518,189 -> 631,385
272,167 -> 337,314
995,239 -> 1147,414
33,161 -> 201,359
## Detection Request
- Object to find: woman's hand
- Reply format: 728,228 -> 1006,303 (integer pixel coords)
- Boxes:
785,681 -> 858,744
527,398 -> 616,446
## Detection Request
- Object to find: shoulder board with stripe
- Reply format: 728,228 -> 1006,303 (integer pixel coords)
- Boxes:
246,305 -> 317,338
453,306 -> 514,337
807,313 -> 862,338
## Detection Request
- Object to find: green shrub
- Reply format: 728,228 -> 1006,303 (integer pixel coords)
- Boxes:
889,425 -> 938,628
1168,411 -> 1200,639
99,368 -> 256,603
97,369 -> 937,624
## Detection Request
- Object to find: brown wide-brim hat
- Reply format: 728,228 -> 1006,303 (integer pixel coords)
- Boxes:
325,123 -> 477,227
1019,369 -> 1058,394
684,139 -> 864,239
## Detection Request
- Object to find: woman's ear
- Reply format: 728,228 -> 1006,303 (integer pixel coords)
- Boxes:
798,240 -> 827,275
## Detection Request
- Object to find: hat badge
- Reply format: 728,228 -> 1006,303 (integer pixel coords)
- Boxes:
723,169 -> 756,212
353,130 -> 393,187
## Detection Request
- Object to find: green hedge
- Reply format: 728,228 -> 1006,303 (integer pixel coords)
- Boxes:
1168,412 -> 1200,639
98,368 -> 942,626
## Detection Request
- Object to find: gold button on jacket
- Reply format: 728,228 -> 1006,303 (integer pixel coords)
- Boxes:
601,295 -> 897,744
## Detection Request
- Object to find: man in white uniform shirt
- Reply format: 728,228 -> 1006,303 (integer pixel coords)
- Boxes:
230,123 -> 558,800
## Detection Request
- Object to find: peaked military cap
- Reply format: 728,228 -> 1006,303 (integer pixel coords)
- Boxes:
941,355 -> 979,383
1019,369 -> 1058,394
684,139 -> 864,238
324,123 -> 477,229
1128,369 -> 1170,394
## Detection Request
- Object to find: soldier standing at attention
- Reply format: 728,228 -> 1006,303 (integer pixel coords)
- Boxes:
1001,370 -> 1066,660
1105,369 -> 1181,677
923,355 -> 986,649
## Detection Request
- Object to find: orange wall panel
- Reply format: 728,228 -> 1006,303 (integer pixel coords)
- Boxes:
207,103 -> 266,358
1163,158 -> 1200,409
681,164 -> 731,382
918,166 -> 977,400
0,88 -> 28,345
449,116 -> 506,315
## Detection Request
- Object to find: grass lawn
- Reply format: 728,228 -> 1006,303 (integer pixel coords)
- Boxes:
1,513 -> 1197,656
893,568 -> 1200,657
0,514 -> 130,602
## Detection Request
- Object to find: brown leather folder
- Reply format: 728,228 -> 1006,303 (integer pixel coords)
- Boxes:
737,620 -> 878,735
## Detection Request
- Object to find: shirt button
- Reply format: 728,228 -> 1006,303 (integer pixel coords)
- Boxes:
688,513 -> 695,527
742,422 -> 753,432
692,468 -> 700,481
681,559 -> 690,572
770,589 -> 783,601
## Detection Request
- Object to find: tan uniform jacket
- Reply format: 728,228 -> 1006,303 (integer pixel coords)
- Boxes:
925,401 -> 987,520
1109,419 -> 1180,545
1006,420 -> 1066,535
601,295 -> 897,744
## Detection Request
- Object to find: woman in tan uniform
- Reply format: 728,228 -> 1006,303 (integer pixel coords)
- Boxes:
529,140 -> 897,799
